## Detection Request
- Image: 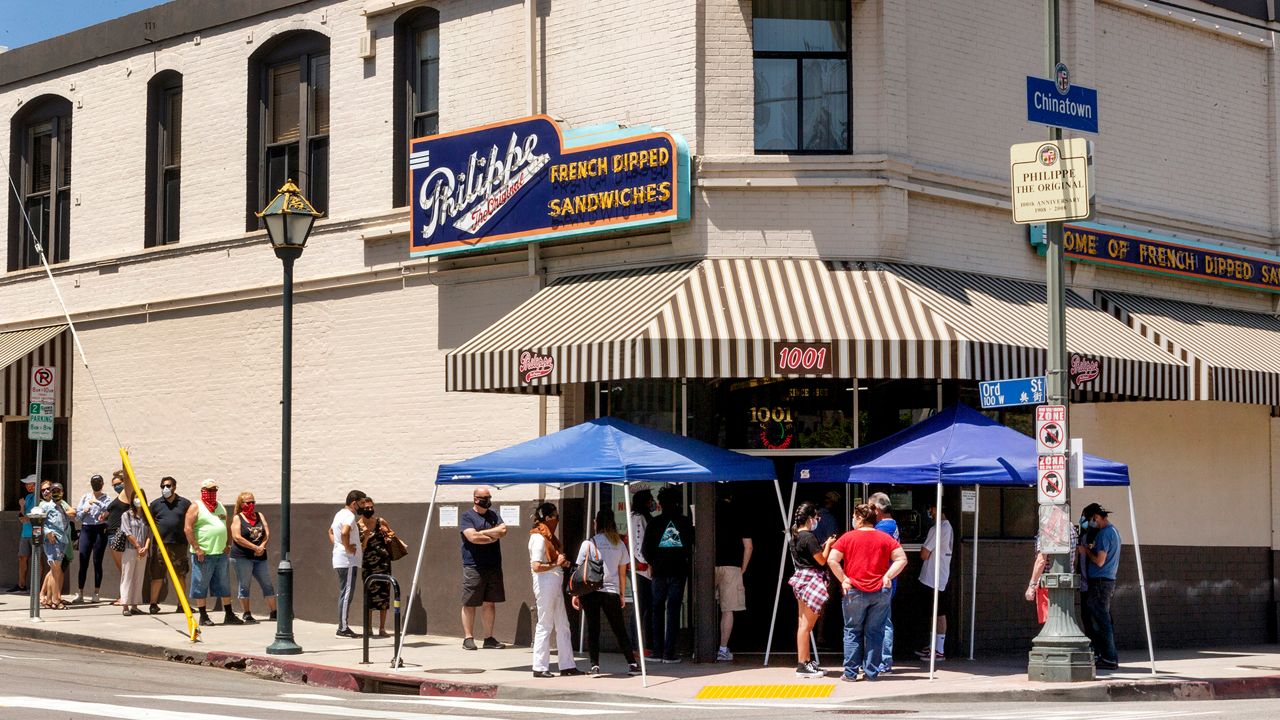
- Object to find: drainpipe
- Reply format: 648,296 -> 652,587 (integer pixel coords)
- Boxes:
526,0 -> 537,115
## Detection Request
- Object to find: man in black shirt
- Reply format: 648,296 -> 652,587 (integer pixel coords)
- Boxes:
147,476 -> 192,614
713,488 -> 752,662
642,485 -> 694,663
459,486 -> 508,650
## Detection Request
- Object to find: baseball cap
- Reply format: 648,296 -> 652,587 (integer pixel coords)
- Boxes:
1080,502 -> 1110,519
21,473 -> 37,486
200,478 -> 218,489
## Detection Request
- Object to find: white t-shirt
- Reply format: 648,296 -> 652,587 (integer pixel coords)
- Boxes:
918,518 -> 953,591
628,514 -> 650,580
528,533 -> 562,577
331,507 -> 362,569
576,534 -> 630,595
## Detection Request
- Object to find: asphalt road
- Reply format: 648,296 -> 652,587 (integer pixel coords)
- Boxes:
0,636 -> 1276,719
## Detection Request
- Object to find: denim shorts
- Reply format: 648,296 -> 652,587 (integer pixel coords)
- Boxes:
232,556 -> 276,599
189,552 -> 231,600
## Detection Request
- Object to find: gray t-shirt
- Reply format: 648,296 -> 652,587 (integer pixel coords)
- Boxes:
576,534 -> 629,595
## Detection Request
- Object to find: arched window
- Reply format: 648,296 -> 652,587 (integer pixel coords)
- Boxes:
146,70 -> 183,247
8,95 -> 73,271
248,30 -> 330,229
393,7 -> 439,207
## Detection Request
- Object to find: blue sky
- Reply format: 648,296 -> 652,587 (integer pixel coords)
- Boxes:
0,0 -> 170,50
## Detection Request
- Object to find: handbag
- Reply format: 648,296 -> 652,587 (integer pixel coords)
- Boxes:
384,522 -> 409,561
567,540 -> 605,597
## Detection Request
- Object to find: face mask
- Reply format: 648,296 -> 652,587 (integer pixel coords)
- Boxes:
41,490 -> 51,498
52,492 -> 62,499
359,507 -> 374,518
544,517 -> 559,532
243,502 -> 256,514
113,483 -> 125,493
200,489 -> 218,510
162,487 -> 174,499
475,497 -> 492,509
132,498 -> 142,508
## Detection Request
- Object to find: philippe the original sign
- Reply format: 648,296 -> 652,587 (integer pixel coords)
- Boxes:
1030,221 -> 1280,294
410,115 -> 691,257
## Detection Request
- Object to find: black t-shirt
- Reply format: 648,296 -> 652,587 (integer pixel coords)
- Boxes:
714,505 -> 748,567
642,512 -> 694,578
229,512 -> 267,559
105,498 -> 130,534
790,530 -> 824,569
459,508 -> 503,568
149,496 -> 193,545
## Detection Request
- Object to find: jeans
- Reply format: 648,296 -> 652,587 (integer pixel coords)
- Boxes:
1085,578 -> 1117,664
232,556 -> 276,599
842,587 -> 892,679
189,552 -> 231,601
650,573 -> 686,660
629,574 -> 655,652
583,591 -> 636,667
77,524 -> 108,590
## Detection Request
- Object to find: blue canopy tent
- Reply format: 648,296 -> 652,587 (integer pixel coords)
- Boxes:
398,417 -> 778,684
764,405 -> 1153,679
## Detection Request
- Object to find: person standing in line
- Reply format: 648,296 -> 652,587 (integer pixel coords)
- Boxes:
713,488 -> 752,662
1078,502 -> 1122,670
641,485 -> 694,664
10,474 -> 38,594
229,491 -> 276,624
868,492 -> 899,673
788,502 -> 837,678
814,491 -> 842,541
148,476 -> 192,614
118,493 -> 152,616
106,471 -> 132,579
527,502 -> 580,678
627,489 -> 656,656
74,474 -> 112,603
572,510 -> 639,677
38,481 -> 73,610
1026,518 -> 1078,625
826,503 -> 907,682
914,502 -> 953,662
459,486 -> 507,651
357,496 -> 397,636
329,489 -> 366,638
184,479 -> 241,627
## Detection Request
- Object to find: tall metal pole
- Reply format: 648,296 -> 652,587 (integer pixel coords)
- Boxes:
268,249 -> 302,655
1028,0 -> 1093,682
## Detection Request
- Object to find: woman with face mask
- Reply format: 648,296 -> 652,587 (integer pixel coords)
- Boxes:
105,470 -> 133,585
357,497 -> 399,636
74,474 -> 111,603
118,490 -> 152,616
229,492 -> 276,623
527,502 -> 580,678
788,501 -> 837,678
38,482 -> 73,609
571,510 -> 639,677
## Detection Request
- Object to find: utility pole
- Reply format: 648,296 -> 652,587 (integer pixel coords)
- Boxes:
1027,0 -> 1095,682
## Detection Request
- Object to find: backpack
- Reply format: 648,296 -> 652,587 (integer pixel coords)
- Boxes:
567,539 -> 605,596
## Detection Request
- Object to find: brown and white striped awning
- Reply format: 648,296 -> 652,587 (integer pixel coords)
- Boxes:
1,325 -> 72,417
446,260 -> 1188,399
1099,291 -> 1280,405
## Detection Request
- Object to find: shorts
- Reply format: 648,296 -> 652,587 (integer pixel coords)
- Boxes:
190,552 -> 231,600
148,543 -> 191,581
461,565 -> 505,606
17,537 -> 32,558
43,540 -> 64,568
920,580 -> 950,610
714,565 -> 746,612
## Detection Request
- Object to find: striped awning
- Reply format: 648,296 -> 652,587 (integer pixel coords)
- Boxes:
1099,292 -> 1280,405
1,325 -> 72,417
446,260 -> 1188,399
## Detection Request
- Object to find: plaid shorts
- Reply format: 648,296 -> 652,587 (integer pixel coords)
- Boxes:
789,567 -> 830,614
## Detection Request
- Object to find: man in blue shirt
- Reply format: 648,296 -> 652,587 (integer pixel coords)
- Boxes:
9,475 -> 38,593
1078,502 -> 1122,670
868,492 -> 899,673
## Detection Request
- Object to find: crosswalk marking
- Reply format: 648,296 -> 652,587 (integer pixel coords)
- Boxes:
0,697 -> 257,720
119,694 -> 493,720
278,693 -> 632,716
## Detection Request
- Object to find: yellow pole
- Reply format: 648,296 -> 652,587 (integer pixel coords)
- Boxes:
119,448 -> 198,642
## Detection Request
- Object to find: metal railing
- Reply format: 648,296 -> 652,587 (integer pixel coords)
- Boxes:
361,573 -> 403,668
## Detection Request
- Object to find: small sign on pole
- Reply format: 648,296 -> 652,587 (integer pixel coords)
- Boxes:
979,376 -> 1046,409
27,366 -> 56,442
1037,454 -> 1068,505
1010,138 -> 1094,224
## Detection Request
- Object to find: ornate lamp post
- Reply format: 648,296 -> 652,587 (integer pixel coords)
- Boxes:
257,180 -> 322,655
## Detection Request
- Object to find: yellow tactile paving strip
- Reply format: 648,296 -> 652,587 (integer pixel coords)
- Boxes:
695,683 -> 836,700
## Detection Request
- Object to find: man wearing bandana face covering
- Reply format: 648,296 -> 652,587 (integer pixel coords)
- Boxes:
184,479 -> 240,626
459,486 -> 507,650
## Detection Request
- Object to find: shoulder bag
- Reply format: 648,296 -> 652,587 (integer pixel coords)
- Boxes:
567,539 -> 605,596
383,520 -> 409,561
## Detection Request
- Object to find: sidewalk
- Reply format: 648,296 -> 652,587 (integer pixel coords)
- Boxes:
1,591 -> 1278,704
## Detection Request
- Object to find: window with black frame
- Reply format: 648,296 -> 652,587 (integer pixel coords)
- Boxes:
146,71 -> 182,247
394,7 -> 440,207
8,96 -> 72,270
248,32 -> 330,227
753,0 -> 850,153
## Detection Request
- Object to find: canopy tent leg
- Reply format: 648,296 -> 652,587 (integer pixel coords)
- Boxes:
623,482 -> 649,687
1127,485 -> 1156,675
969,485 -> 979,661
394,483 -> 439,667
764,482 -> 797,666
929,480 -> 942,681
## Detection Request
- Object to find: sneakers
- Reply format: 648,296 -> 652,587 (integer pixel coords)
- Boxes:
1096,658 -> 1119,670
660,656 -> 681,664
627,663 -> 640,676
560,668 -> 585,677
715,648 -> 733,662
796,660 -> 823,678
840,670 -> 865,682
335,628 -> 359,638
223,610 -> 245,625
91,592 -> 100,603
269,610 -> 277,620
532,670 -> 554,678
148,604 -> 161,615
199,612 -> 215,627
915,648 -> 946,661
73,591 -> 84,604
590,665 -> 602,677
462,637 -> 478,651
242,613 -> 258,625
482,636 -> 505,649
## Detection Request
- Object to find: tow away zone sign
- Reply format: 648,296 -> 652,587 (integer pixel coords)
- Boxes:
1037,454 -> 1067,505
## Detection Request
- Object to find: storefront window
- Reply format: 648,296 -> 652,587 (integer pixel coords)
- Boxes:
596,380 -> 678,433
686,378 -> 855,450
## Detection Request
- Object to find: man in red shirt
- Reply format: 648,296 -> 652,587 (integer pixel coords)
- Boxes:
827,504 -> 907,681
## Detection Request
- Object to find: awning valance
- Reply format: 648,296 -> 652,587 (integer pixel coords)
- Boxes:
1099,291 -> 1280,405
446,260 -> 1188,399
1,325 -> 71,417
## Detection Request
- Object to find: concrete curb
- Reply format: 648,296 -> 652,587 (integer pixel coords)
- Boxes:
897,675 -> 1280,704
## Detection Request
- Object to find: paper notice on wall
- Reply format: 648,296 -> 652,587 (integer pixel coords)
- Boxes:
499,504 -> 521,527
438,506 -> 459,528
961,489 -> 978,513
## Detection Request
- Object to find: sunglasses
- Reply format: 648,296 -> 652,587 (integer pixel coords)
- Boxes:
161,484 -> 175,489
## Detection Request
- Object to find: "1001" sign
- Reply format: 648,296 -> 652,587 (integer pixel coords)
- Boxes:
772,342 -> 834,375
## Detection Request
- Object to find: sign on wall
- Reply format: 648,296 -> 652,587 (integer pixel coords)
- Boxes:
1030,220 -> 1280,295
410,115 -> 691,257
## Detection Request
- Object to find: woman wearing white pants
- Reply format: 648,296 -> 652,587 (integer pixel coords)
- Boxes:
527,503 -> 581,678
118,497 -> 151,616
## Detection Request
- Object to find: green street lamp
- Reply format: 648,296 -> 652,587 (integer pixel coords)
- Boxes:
258,180 -> 322,656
